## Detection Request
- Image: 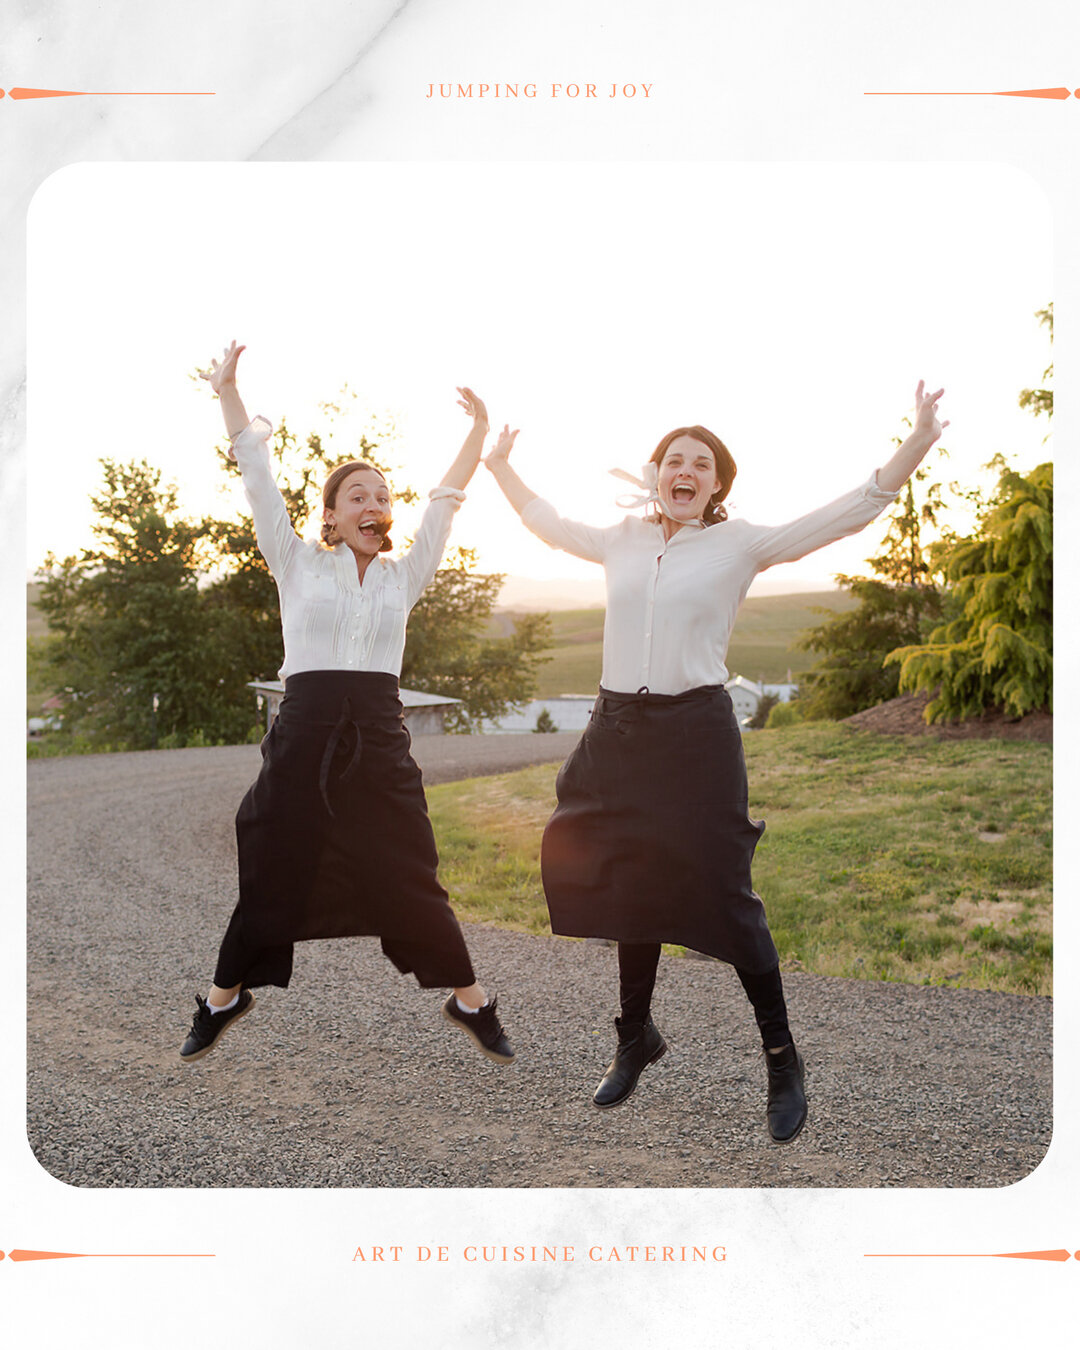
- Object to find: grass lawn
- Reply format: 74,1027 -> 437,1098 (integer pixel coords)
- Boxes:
427,723 -> 1052,996
528,591 -> 858,695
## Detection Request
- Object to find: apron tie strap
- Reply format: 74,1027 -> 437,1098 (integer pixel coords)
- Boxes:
318,696 -> 364,818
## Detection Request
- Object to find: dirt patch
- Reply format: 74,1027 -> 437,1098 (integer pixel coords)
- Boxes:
843,692 -> 1052,743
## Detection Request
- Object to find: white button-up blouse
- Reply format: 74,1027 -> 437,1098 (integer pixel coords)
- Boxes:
234,417 -> 465,680
521,473 -> 898,695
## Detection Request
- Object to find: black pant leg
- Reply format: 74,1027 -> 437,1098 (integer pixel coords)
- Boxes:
617,942 -> 663,1023
735,963 -> 792,1049
213,903 -> 294,990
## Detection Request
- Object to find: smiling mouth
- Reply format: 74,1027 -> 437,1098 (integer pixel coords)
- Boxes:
671,485 -> 697,503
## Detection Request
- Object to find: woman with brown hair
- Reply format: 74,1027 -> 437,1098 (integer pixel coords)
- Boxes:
179,341 -> 513,1067
485,384 -> 947,1140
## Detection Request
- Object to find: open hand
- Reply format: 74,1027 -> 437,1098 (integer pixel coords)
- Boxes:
485,423 -> 520,465
914,379 -> 948,445
198,340 -> 245,395
456,386 -> 489,429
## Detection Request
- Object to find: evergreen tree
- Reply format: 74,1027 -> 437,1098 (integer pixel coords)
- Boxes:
747,692 -> 780,729
886,461 -> 1052,720
887,305 -> 1053,722
533,707 -> 559,733
795,457 -> 946,720
1018,304 -> 1053,424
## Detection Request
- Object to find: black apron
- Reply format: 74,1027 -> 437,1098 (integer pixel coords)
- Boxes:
217,670 -> 474,990
541,684 -> 778,973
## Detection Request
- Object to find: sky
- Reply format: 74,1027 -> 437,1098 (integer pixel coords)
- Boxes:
27,160 -> 1052,596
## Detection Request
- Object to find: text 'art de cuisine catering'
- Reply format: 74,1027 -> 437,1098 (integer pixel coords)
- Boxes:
352,1245 -> 727,1264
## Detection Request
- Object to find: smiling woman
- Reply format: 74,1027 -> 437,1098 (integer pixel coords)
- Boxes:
650,426 -> 736,526
321,461 -> 394,555
175,342 -> 515,1071
484,383 -> 949,1143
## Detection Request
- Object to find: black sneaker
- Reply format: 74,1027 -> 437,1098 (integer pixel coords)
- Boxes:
441,994 -> 515,1064
179,990 -> 255,1063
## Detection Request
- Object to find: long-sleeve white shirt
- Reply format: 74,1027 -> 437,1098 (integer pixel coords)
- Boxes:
233,417 -> 464,680
521,472 -> 898,695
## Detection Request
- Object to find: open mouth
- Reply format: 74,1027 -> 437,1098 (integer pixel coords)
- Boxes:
671,485 -> 697,504
358,516 -> 390,539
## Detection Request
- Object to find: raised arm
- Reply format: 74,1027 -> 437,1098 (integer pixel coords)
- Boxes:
396,389 -> 491,605
484,423 -> 537,514
199,341 -> 300,580
877,380 -> 948,493
485,425 -> 609,563
744,382 -> 948,571
199,340 -> 251,447
439,387 -> 490,490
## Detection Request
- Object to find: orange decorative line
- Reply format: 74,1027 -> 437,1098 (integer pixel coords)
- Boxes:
865,1249 -> 1073,1261
5,1249 -> 214,1262
863,87 -> 1073,99
4,87 -> 214,99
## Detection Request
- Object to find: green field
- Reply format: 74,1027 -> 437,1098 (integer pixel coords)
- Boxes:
427,722 -> 1052,996
30,583 -> 855,716
518,591 -> 857,695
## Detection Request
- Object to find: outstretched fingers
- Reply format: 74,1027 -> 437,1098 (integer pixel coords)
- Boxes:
487,424 -> 520,461
199,340 -> 245,391
456,385 -> 489,425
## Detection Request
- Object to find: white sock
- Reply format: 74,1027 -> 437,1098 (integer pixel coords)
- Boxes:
455,996 -> 489,1015
208,991 -> 240,1014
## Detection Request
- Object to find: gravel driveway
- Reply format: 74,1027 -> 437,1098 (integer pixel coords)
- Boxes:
27,737 -> 1051,1189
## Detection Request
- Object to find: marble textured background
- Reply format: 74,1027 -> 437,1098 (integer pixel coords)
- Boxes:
4,3 -> 1079,1347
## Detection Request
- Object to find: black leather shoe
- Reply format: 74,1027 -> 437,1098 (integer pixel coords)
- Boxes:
592,1016 -> 667,1109
442,994 -> 515,1063
179,990 -> 255,1063
765,1042 -> 807,1142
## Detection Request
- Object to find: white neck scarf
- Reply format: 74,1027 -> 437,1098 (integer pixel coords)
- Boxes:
610,463 -> 664,513
609,463 -> 707,527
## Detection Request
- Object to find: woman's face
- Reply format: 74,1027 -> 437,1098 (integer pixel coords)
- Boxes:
656,436 -> 721,524
324,468 -> 392,556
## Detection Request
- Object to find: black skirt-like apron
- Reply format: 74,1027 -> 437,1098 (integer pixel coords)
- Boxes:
541,684 -> 779,973
215,670 -> 475,991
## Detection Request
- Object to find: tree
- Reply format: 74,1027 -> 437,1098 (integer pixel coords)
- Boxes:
402,546 -> 552,731
36,392 -> 552,746
886,461 -> 1052,721
794,455 -> 947,720
202,407 -> 416,687
1018,304 -> 1053,424
747,692 -> 780,729
886,305 -> 1053,722
205,394 -> 552,731
36,460 -> 260,748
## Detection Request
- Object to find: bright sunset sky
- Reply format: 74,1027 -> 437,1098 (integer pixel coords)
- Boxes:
27,161 -> 1052,595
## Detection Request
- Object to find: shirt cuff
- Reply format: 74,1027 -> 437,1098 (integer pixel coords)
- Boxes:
521,496 -> 552,526
231,416 -> 274,449
428,486 -> 467,503
866,469 -> 900,504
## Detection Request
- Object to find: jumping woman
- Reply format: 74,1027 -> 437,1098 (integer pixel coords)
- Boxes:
484,382 -> 947,1141
180,341 -> 514,1067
